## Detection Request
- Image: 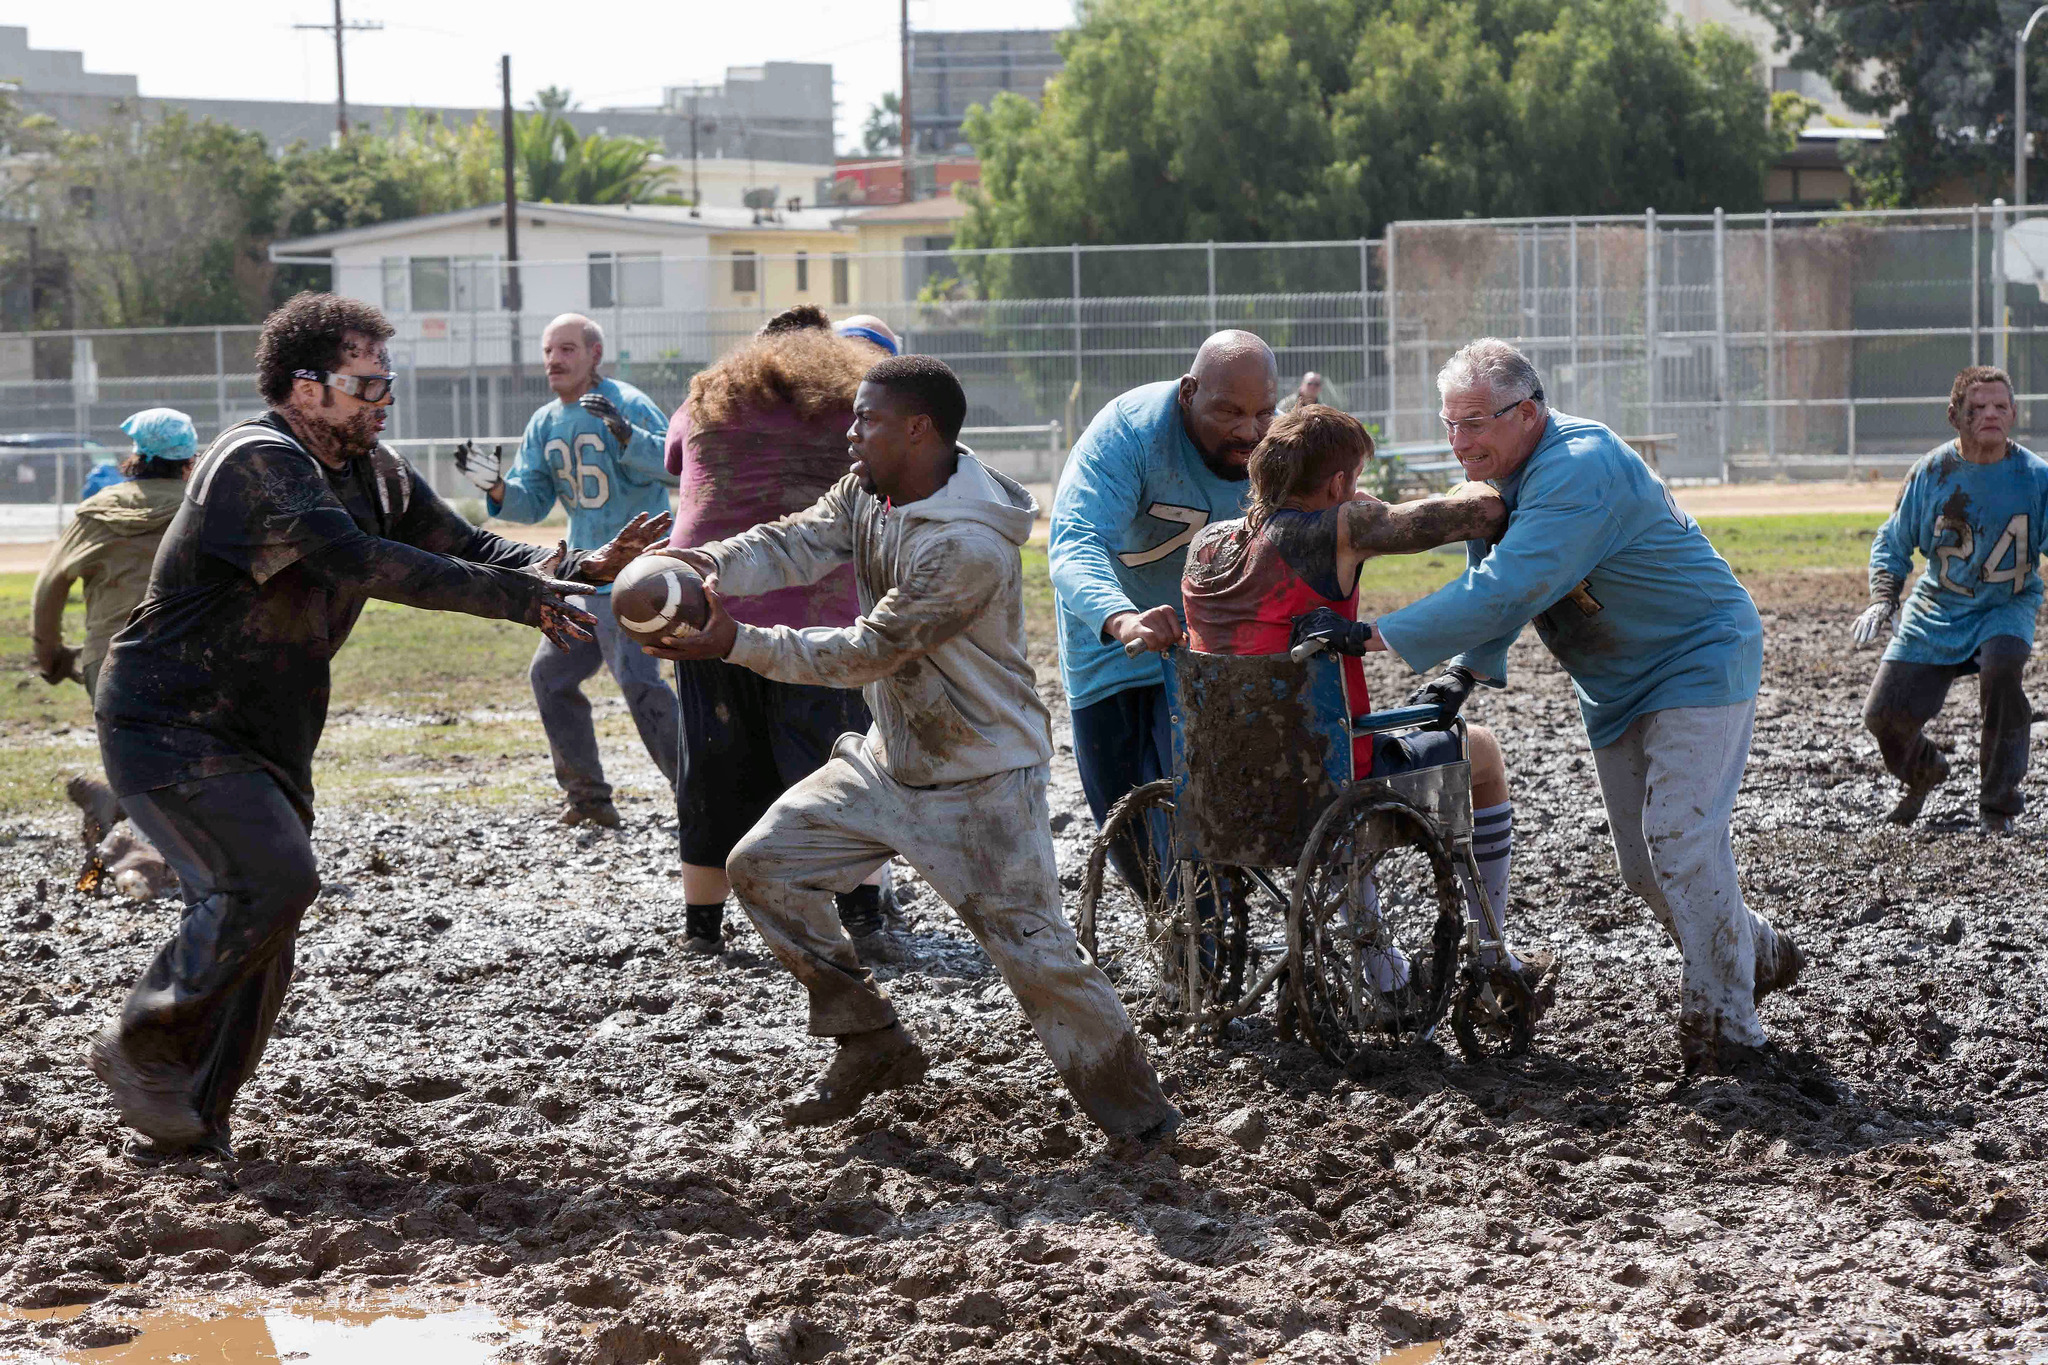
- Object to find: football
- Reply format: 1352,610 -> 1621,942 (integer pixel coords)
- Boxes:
610,555 -> 710,645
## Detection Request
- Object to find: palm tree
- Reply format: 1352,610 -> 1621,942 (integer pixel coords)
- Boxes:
514,111 -> 672,205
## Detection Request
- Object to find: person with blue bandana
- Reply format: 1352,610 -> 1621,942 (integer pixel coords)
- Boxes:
1048,331 -> 1278,885
1854,364 -> 2048,832
1366,338 -> 1804,1078
456,312 -> 679,827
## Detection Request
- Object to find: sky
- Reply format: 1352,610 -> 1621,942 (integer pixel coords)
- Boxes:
17,0 -> 1075,154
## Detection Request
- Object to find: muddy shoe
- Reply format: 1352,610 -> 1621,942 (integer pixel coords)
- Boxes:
87,1026 -> 205,1147
683,904 -> 725,956
781,1023 -> 929,1127
1885,753 -> 1949,825
1981,810 -> 2017,833
1754,930 -> 1805,1006
123,1130 -> 234,1168
558,799 -> 622,829
1510,949 -> 1560,1028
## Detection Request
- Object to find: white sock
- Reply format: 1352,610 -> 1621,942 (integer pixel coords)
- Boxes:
1351,874 -> 1411,992
1470,801 -> 1522,972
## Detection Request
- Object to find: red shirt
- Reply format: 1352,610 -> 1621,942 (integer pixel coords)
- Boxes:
1182,507 -> 1372,777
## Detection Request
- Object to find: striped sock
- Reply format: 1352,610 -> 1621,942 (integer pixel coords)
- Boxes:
1470,801 -> 1520,972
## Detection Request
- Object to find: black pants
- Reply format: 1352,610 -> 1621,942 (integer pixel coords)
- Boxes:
114,770 -> 320,1138
1863,634 -> 2032,817
673,658 -> 872,868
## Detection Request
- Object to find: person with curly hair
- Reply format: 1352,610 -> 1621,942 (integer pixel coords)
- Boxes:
658,306 -> 901,956
87,292 -> 668,1164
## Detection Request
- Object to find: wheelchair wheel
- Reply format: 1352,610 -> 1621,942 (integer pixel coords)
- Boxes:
1286,784 -> 1463,1065
1451,961 -> 1538,1061
1077,779 -> 1244,1024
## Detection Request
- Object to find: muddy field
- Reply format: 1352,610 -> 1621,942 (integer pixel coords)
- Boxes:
2,584 -> 2047,1363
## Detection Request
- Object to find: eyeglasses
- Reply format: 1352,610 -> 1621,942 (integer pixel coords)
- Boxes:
1439,389 -> 1541,437
294,369 -> 397,404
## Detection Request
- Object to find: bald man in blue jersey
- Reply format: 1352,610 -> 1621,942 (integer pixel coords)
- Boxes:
1367,339 -> 1803,1078
1049,331 -> 1278,882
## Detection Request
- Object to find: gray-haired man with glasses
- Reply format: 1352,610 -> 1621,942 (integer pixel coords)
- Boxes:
1362,337 -> 1804,1078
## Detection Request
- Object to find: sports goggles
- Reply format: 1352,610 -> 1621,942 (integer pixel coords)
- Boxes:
295,369 -> 397,404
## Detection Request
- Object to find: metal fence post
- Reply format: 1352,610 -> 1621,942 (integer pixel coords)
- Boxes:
213,327 -> 228,438
1996,198 -> 2010,374
1357,237 -> 1371,417
1714,206 -> 1729,481
1644,208 -> 1658,436
1765,210 -> 1778,468
1972,203 -> 1983,366
1568,218 -> 1580,410
1071,244 -> 1083,413
1383,228 -> 1399,444
1846,399 -> 1857,479
1205,240 -> 1217,335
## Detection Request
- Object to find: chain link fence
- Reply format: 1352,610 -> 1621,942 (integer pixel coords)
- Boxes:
8,207 -> 2048,509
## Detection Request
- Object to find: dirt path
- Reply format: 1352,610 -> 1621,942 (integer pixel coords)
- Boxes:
1,600 -> 2045,1363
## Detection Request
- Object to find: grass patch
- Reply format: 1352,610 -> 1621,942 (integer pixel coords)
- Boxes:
0,511 -> 1886,818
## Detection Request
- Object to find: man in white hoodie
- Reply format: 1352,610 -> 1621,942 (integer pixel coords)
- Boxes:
648,355 -> 1179,1140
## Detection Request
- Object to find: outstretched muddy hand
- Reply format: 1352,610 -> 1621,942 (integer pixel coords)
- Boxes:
579,511 -> 676,585
532,543 -> 598,650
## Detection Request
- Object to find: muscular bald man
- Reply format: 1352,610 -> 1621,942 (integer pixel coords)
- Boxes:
457,312 -> 681,825
1049,330 -> 1280,873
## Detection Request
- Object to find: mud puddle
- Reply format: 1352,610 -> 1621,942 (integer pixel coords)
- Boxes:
0,1294 -> 532,1363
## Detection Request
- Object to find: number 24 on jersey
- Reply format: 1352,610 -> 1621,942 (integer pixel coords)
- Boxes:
1934,513 -> 2031,596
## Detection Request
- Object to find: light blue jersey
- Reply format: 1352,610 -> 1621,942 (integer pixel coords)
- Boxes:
490,376 -> 676,594
1874,440 -> 2048,665
1050,380 -> 1252,710
1377,412 -> 1763,749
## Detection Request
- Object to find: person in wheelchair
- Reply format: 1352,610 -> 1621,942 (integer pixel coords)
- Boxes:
1177,403 -> 1556,1013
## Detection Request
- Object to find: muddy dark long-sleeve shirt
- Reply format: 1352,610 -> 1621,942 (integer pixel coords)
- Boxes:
97,413 -> 581,816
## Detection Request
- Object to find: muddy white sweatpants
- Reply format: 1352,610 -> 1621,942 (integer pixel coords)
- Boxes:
1590,698 -> 1785,1049
726,735 -> 1177,1137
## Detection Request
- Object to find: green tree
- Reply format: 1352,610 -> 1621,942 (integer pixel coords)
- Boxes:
1737,0 -> 2015,206
32,109 -> 280,327
959,0 -> 1800,278
861,91 -> 901,154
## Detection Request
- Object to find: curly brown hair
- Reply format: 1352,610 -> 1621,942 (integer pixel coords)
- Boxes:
757,303 -> 832,336
254,292 -> 395,406
1947,364 -> 2014,431
1245,405 -> 1374,531
687,326 -> 875,428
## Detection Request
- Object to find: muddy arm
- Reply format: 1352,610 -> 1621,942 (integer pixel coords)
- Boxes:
1342,483 -> 1506,558
394,467 -> 597,584
29,519 -> 95,665
726,529 -> 1005,689
702,478 -> 859,599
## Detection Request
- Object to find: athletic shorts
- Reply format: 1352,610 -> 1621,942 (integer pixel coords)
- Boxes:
674,659 -> 873,867
1370,726 -> 1464,777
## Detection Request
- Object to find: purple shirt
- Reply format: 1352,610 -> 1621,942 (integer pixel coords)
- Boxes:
666,402 -> 860,629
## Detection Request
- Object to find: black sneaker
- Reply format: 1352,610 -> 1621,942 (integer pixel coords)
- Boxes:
683,904 -> 724,956
836,885 -> 885,939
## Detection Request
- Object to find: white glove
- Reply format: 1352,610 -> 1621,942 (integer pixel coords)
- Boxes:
1852,570 -> 1902,648
1851,602 -> 1897,647
453,441 -> 503,494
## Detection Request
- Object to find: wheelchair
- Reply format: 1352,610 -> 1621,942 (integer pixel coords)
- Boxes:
1075,645 -> 1543,1065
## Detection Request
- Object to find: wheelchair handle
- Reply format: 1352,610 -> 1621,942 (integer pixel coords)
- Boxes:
1350,703 -> 1449,735
1289,638 -> 1326,664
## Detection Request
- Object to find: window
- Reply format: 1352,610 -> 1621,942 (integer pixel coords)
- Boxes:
406,256 -> 497,313
410,257 -> 451,312
731,251 -> 758,294
590,252 -> 663,309
832,254 -> 850,306
381,257 -> 407,313
796,251 -> 809,292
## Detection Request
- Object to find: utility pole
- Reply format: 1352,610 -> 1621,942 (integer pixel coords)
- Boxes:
899,0 -> 915,203
502,55 -> 523,382
293,0 -> 384,140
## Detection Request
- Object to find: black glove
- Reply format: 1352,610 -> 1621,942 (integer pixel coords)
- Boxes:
1289,606 -> 1376,657
578,393 -> 634,445
1405,664 -> 1478,729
